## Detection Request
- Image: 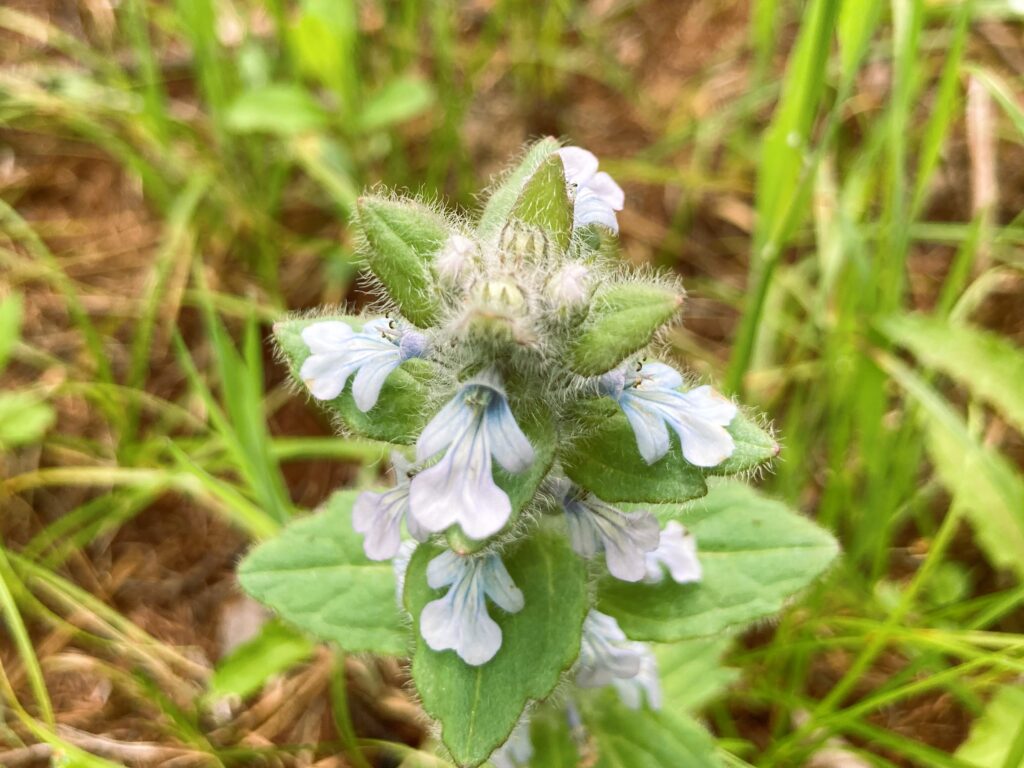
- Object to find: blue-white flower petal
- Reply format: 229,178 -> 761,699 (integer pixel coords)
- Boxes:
409,421 -> 511,539
645,521 -> 702,584
484,396 -> 535,474
415,392 -> 476,463
638,361 -> 683,391
419,552 -> 523,666
576,610 -> 643,688
574,187 -> 620,233
351,353 -> 401,412
409,378 -> 534,540
611,646 -> 662,710
563,489 -> 659,582
426,549 -> 463,589
620,398 -> 671,465
299,319 -> 414,407
608,362 -> 737,468
480,556 -> 525,613
352,487 -> 407,561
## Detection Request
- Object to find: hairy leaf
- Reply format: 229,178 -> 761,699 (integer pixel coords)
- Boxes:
657,637 -> 738,713
273,315 -> 435,444
238,490 -> 407,655
562,398 -> 707,504
705,412 -> 779,477
510,155 -> 572,251
600,483 -> 838,641
568,282 -> 683,376
355,196 -> 448,327
954,686 -> 1024,768
477,137 -> 560,240
405,528 -> 588,767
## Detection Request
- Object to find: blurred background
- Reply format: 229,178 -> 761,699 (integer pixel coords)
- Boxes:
2,0 -> 1024,766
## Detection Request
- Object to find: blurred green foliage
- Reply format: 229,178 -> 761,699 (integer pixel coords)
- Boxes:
1,0 -> 1024,765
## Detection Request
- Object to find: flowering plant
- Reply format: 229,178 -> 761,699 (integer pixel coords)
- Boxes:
239,139 -> 838,767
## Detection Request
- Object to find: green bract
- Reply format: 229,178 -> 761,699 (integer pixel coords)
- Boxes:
239,139 -> 838,768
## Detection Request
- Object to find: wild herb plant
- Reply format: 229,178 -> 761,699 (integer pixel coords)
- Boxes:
239,139 -> 837,767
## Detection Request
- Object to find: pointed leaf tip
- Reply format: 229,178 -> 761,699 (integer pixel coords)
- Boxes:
355,196 -> 449,327
569,282 -> 684,376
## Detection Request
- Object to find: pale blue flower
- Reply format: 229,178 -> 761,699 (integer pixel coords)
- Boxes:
409,375 -> 534,540
611,645 -> 662,711
644,520 -> 702,585
557,146 -> 625,234
576,610 -> 661,710
559,479 -> 659,582
600,361 -> 737,467
352,454 -> 428,561
419,550 -> 524,666
491,718 -> 533,768
299,318 -> 428,411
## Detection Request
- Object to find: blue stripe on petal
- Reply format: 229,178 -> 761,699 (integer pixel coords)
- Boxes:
352,487 -> 408,560
484,395 -> 534,474
409,419 -> 513,539
426,549 -> 462,588
480,555 -> 525,613
419,556 -> 505,666
415,391 -> 475,462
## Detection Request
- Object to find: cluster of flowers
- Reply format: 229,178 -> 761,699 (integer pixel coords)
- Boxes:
297,147 -> 737,724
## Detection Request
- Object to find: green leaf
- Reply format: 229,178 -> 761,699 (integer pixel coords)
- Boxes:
225,85 -> 329,135
881,313 -> 1024,436
510,156 -> 572,251
526,707 -> 579,768
582,689 -> 719,768
0,392 -> 55,450
656,637 -> 738,713
881,355 -> 1024,582
568,282 -> 683,376
562,398 -> 707,504
289,0 -> 358,105
205,620 -> 315,703
358,76 -> 435,133
954,686 -> 1024,768
755,0 -> 839,252
273,315 -> 435,444
0,292 -> 23,370
477,137 -> 560,240
599,483 -> 838,641
356,196 -> 448,327
404,528 -> 589,767
446,406 -> 557,554
704,412 -> 778,477
238,490 -> 408,655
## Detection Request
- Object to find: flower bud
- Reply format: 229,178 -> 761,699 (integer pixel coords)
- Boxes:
546,262 -> 592,308
436,233 -> 480,285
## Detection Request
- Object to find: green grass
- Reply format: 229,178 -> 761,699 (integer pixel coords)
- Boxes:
2,0 -> 1024,765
